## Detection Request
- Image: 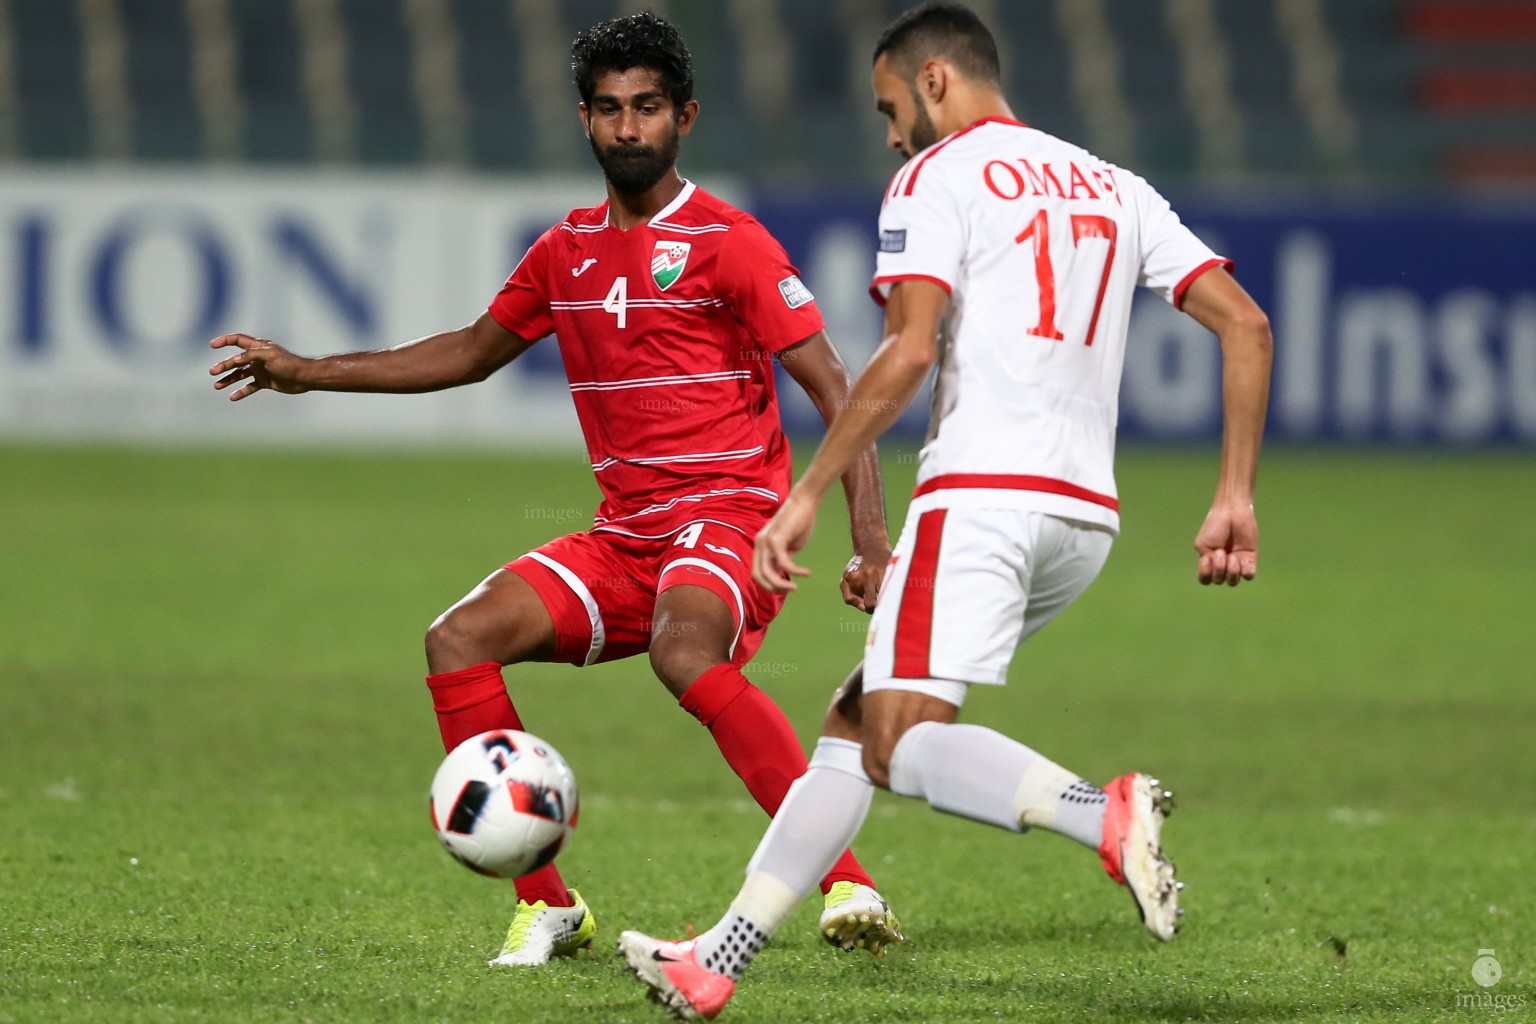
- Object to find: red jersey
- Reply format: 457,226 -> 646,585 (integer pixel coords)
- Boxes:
488,181 -> 823,537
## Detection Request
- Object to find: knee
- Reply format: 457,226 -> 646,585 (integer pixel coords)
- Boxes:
861,715 -> 936,792
426,602 -> 515,672
822,664 -> 865,739
861,741 -> 895,790
425,605 -> 473,667
648,639 -> 715,698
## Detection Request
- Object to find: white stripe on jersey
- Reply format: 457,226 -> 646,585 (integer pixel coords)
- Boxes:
555,181 -> 730,235
591,487 -> 780,524
660,557 -> 745,654
555,219 -> 728,236
549,298 -> 725,310
568,371 -> 751,393
591,516 -> 754,540
647,180 -> 699,225
523,552 -> 606,665
650,222 -> 731,234
591,447 -> 765,472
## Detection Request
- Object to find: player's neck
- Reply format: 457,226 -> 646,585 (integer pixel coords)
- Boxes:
605,170 -> 687,231
936,93 -> 1018,141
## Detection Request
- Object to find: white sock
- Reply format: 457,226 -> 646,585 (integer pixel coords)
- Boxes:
693,737 -> 873,981
887,722 -> 1107,849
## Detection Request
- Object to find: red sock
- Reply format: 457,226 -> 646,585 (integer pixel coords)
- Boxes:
426,661 -> 523,750
426,662 -> 571,908
679,664 -> 875,894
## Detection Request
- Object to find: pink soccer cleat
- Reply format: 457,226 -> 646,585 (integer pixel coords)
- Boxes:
1098,772 -> 1182,941
617,931 -> 736,1021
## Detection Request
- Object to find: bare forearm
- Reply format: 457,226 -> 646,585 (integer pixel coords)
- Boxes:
302,327 -> 496,393
801,374 -> 890,550
1179,270 -> 1273,507
837,446 -> 888,550
797,340 -> 931,504
1215,322 -> 1273,503
778,332 -> 891,550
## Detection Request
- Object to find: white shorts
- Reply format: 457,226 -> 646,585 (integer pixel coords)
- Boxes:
862,507 -> 1114,707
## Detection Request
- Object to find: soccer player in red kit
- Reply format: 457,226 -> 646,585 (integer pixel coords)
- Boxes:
208,13 -> 901,966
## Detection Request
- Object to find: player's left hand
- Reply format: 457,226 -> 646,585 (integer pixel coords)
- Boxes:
1194,500 -> 1258,586
755,494 -> 819,593
840,544 -> 891,613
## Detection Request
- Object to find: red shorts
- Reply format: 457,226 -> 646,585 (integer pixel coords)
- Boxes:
505,517 -> 785,668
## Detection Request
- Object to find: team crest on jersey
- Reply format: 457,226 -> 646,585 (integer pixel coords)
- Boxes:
650,241 -> 691,291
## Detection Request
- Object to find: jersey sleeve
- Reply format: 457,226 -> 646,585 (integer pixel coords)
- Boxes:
716,216 -> 825,353
1129,173 -> 1233,309
870,164 -> 965,306
487,228 -> 556,340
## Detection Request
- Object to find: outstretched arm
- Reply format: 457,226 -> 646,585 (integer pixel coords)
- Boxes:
209,311 -> 536,401
755,280 -> 947,593
1180,268 -> 1273,586
777,331 -> 891,611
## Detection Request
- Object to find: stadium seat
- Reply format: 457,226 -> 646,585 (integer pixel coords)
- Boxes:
337,0 -> 424,165
227,0 -> 311,162
452,0 -> 532,170
1403,0 -> 1536,183
0,0 -> 1512,190
120,0 -> 201,161
11,0 -> 92,160
993,2 -> 1082,147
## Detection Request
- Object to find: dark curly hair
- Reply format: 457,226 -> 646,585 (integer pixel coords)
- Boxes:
571,11 -> 694,111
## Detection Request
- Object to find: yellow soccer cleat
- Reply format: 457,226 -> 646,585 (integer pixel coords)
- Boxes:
489,887 -> 597,966
818,881 -> 903,958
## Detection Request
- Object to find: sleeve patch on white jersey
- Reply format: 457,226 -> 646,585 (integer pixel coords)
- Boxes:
778,275 -> 814,309
879,229 -> 907,253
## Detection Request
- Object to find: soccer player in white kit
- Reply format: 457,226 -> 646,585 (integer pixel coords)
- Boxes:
620,4 -> 1273,1017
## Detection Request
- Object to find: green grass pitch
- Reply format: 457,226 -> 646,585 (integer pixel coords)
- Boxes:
1,442 -> 1532,1023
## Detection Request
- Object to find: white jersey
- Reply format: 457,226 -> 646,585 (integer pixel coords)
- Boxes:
873,117 -> 1230,534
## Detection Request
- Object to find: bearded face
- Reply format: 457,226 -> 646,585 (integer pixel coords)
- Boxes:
589,121 -> 681,195
902,84 -> 940,157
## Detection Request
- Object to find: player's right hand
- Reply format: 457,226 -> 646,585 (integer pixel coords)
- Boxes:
209,334 -> 311,401
754,493 -> 818,593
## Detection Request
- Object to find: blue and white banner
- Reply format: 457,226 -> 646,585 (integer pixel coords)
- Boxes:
0,169 -> 607,444
1,170 -> 1531,446
754,191 -> 1536,445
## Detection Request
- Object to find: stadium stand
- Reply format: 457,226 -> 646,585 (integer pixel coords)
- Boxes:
338,0 -> 423,164
123,0 -> 201,160
0,0 -> 1530,188
1406,1 -> 1536,184
228,0 -> 311,162
10,0 -> 92,160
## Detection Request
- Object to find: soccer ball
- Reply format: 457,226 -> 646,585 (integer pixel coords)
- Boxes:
429,729 -> 579,878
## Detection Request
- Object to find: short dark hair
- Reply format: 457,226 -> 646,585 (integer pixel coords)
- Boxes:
873,2 -> 1001,84
571,11 -> 694,110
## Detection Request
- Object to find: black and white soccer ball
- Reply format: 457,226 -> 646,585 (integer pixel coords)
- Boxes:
429,730 -> 578,879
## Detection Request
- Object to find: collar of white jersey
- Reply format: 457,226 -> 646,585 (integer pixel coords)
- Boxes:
899,117 -> 1029,173
939,115 -> 1028,146
603,178 -> 696,229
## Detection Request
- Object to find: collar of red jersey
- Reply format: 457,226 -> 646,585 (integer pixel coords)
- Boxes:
602,178 -> 696,230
